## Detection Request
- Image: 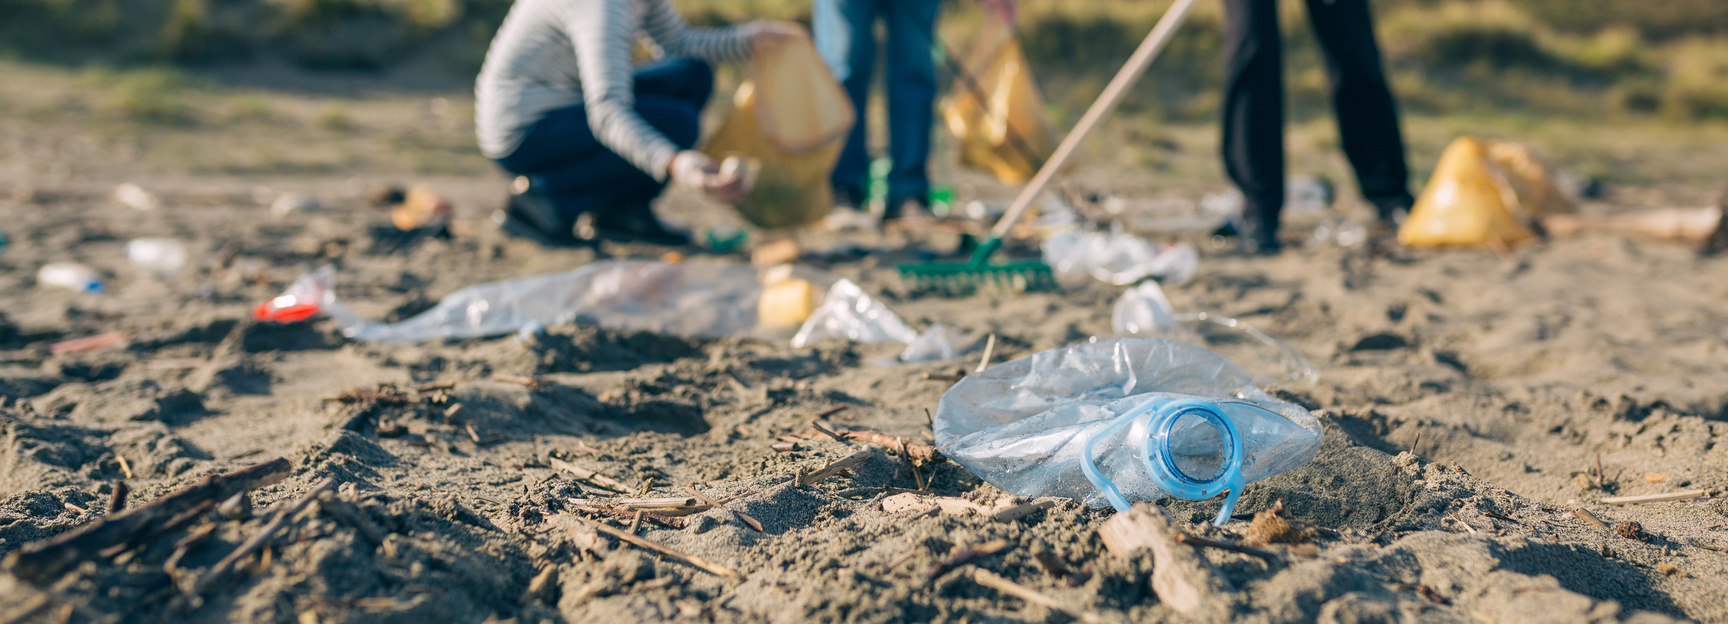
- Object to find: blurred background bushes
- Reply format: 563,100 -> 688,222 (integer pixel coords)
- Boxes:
2,0 -> 1726,121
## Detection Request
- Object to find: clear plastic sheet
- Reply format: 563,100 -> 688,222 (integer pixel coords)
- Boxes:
934,338 -> 1321,508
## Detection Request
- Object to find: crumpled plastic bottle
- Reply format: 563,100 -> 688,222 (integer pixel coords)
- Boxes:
37,262 -> 104,294
1042,227 -> 1199,286
934,338 -> 1322,524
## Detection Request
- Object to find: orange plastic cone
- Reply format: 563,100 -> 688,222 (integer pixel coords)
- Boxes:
1399,137 -> 1535,248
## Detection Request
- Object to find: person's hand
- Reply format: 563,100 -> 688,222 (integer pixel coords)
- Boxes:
980,0 -> 1017,24
751,20 -> 804,47
670,151 -> 749,204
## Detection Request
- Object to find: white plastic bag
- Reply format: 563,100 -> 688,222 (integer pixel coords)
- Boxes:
934,338 -> 1322,522
1111,281 -> 1176,335
792,279 -> 971,363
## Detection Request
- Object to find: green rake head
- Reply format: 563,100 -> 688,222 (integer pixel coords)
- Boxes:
897,235 -> 1058,297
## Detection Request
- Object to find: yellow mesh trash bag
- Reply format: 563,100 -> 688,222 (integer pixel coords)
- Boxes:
942,19 -> 1058,185
704,34 -> 854,230
1399,137 -> 1536,248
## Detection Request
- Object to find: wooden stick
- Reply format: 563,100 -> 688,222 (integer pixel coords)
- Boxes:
194,478 -> 335,594
686,486 -> 764,532
115,454 -> 133,480
615,497 -> 699,510
1172,532 -> 1279,560
842,430 -> 943,463
49,331 -> 128,356
971,568 -> 1104,624
570,505 -> 687,529
816,406 -> 849,419
926,539 -> 1011,580
1450,512 -> 1478,534
568,514 -> 745,581
797,451 -> 873,487
1571,508 -> 1609,530
1601,489 -> 1714,505
108,481 -> 129,515
976,334 -> 997,373
3,458 -> 291,583
628,511 -> 644,535
986,0 -> 1203,239
493,374 -> 542,390
809,422 -> 853,446
549,457 -> 631,493
992,500 -> 1056,523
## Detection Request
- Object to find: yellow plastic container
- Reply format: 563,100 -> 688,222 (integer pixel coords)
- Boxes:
942,19 -> 1058,185
705,33 -> 854,230
758,277 -> 819,329
1399,137 -> 1535,248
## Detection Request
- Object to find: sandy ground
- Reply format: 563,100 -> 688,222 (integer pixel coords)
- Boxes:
0,61 -> 1726,623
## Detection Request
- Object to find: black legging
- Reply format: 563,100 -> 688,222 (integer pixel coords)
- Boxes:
1222,0 -> 1413,238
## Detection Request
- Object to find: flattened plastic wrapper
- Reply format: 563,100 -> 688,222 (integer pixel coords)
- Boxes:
934,338 -> 1321,508
704,34 -> 854,230
943,18 -> 1058,184
792,279 -> 972,363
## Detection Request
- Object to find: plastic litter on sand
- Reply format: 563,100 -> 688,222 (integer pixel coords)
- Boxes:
933,337 -> 1322,524
37,262 -> 104,294
1042,228 -> 1198,286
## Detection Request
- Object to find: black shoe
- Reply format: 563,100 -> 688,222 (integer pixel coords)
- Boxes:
1370,196 -> 1413,227
583,199 -> 691,247
1235,215 -> 1281,256
495,177 -> 581,246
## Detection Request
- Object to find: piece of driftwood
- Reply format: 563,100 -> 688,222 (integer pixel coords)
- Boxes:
686,486 -> 764,532
971,568 -> 1103,624
568,515 -> 745,581
1099,506 -> 1230,616
193,478 -> 336,594
3,458 -> 292,583
1600,489 -> 1715,505
549,457 -> 631,493
796,451 -> 872,487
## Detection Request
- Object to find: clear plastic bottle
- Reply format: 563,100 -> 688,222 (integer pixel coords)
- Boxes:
124,238 -> 188,278
38,262 -> 104,294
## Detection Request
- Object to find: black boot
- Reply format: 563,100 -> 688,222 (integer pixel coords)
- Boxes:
583,198 -> 691,247
1235,212 -> 1281,256
494,176 -> 581,246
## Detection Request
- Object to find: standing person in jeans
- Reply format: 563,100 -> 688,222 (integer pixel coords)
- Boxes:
477,0 -> 798,246
1220,0 -> 1415,254
815,0 -> 1016,230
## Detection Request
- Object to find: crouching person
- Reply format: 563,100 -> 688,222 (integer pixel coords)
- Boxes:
477,0 -> 797,246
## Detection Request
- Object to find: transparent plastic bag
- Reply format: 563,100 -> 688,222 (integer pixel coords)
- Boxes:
1042,228 -> 1199,286
259,261 -> 786,343
792,279 -> 971,363
942,16 -> 1058,184
934,338 -> 1322,524
1111,284 -> 1318,389
704,33 -> 854,230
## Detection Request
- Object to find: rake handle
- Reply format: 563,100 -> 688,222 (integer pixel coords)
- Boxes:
989,0 -> 1203,238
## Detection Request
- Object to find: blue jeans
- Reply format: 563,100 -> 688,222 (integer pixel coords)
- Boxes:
495,59 -> 713,217
814,0 -> 942,204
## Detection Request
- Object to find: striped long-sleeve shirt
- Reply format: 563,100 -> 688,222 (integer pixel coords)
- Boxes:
475,0 -> 761,181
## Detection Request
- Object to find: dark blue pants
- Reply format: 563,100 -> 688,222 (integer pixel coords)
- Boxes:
495,59 -> 713,217
815,0 -> 942,204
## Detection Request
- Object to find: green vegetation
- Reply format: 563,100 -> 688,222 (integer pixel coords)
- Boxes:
1,0 -> 1726,123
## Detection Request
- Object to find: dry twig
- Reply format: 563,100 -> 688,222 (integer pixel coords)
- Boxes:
3,458 -> 291,583
976,334 -> 997,373
970,568 -> 1103,624
568,515 -> 745,581
1601,489 -> 1716,505
796,451 -> 872,487
193,478 -> 336,594
549,457 -> 631,493
1571,508 -> 1609,530
686,485 -> 764,532
1173,532 -> 1279,560
809,422 -> 852,446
